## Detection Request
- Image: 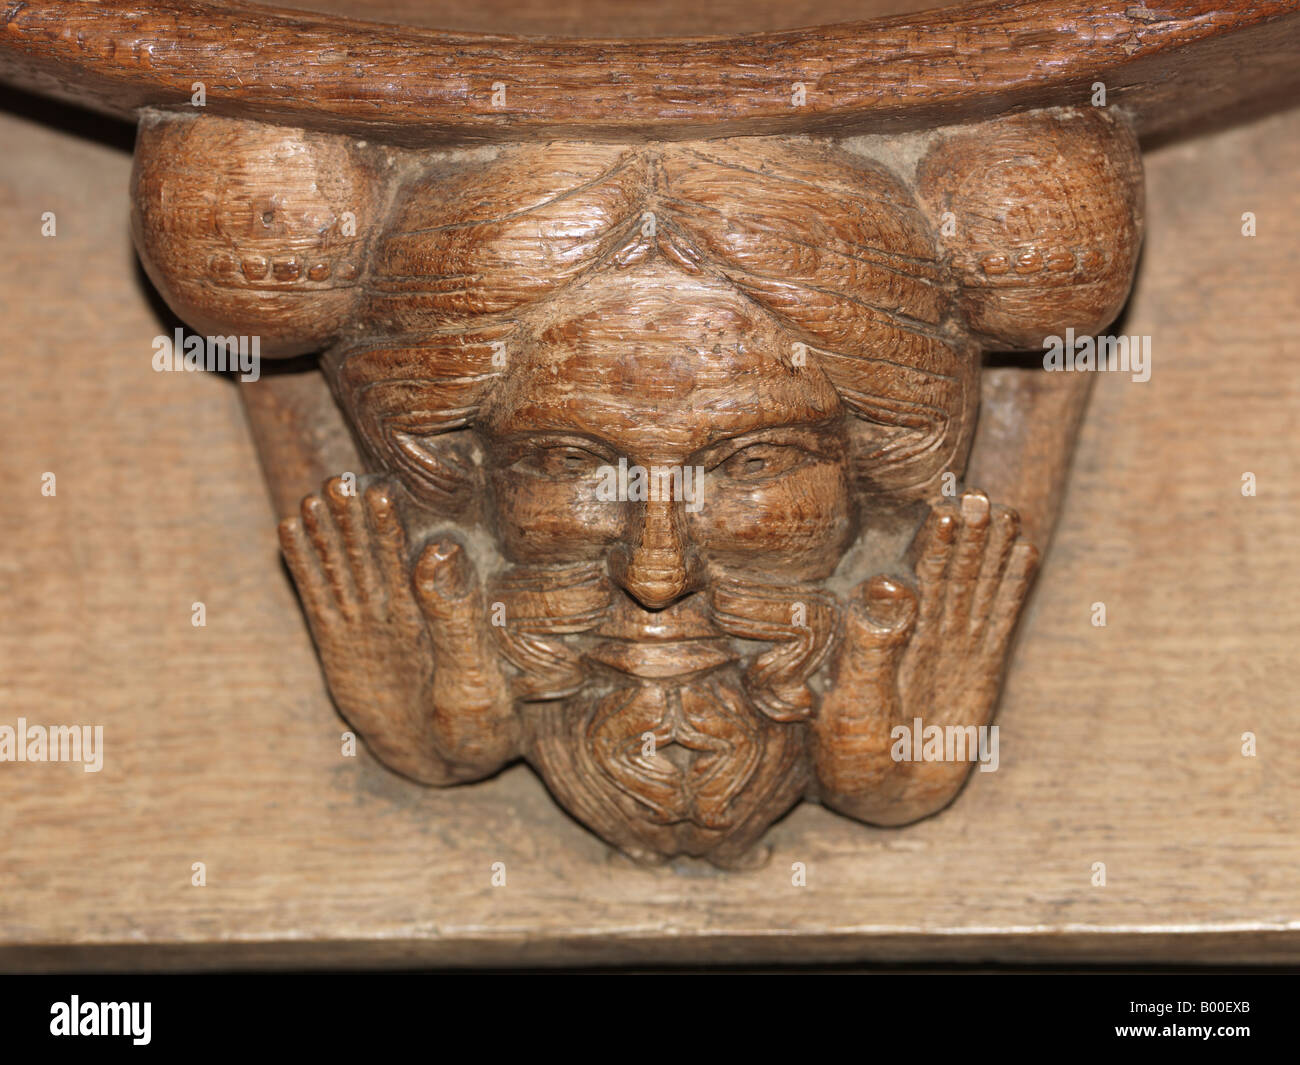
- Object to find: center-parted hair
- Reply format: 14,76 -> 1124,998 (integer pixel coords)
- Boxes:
135,110 -> 1143,515
330,138 -> 978,512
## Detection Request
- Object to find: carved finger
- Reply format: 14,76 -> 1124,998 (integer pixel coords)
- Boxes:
300,492 -> 358,618
277,515 -> 335,622
970,505 -> 1019,635
414,539 -> 497,665
363,481 -> 413,612
941,490 -> 991,641
324,475 -> 381,608
414,538 -> 512,721
852,574 -> 918,643
414,539 -> 472,617
909,503 -> 959,633
980,540 -> 1040,659
838,575 -> 918,682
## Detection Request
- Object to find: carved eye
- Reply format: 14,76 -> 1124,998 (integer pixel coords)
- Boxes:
514,444 -> 607,478
716,442 -> 808,481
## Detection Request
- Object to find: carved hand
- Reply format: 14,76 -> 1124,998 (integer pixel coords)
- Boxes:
813,490 -> 1037,823
278,476 -> 515,784
896,490 -> 1039,732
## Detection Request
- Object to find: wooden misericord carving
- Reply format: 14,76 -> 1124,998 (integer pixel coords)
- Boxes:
122,105 -> 1144,868
15,0 -> 1300,874
125,106 -> 1143,866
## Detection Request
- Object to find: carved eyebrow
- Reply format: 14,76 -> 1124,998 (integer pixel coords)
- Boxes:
483,391 -> 842,466
491,432 -> 620,466
690,421 -> 846,467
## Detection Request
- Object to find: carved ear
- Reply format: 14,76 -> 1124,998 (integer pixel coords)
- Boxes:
131,113 -> 388,357
916,108 -> 1144,350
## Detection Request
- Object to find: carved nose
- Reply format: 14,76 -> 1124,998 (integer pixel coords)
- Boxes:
609,499 -> 700,610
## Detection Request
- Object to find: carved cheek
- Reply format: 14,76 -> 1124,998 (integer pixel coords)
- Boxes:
689,460 -> 854,579
489,469 -> 623,563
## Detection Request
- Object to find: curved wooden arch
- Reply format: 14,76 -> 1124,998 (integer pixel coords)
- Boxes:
2,0 -> 1299,143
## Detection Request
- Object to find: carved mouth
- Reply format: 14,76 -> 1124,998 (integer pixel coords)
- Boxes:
594,590 -> 719,641
587,590 -> 737,679
585,638 -> 737,679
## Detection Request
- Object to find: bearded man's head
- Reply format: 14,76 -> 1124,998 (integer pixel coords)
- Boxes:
132,110 -> 1141,865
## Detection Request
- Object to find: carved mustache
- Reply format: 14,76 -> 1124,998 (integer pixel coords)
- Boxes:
709,578 -> 841,723
488,562 -> 841,722
488,562 -> 612,702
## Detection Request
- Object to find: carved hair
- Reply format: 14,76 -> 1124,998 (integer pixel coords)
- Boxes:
335,138 -> 975,508
131,110 -> 1143,509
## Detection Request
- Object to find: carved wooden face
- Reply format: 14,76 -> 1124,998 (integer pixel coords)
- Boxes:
460,268 -> 862,862
131,110 -> 1144,866
482,266 -> 854,590
339,263 -> 868,863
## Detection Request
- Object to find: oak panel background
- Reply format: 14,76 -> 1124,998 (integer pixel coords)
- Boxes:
0,96 -> 1296,968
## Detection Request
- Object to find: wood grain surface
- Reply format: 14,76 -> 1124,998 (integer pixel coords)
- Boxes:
271,0 -> 976,37
1,85 -> 1297,965
2,0 -> 1299,143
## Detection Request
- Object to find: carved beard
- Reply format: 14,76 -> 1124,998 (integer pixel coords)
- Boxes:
488,563 -> 840,864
